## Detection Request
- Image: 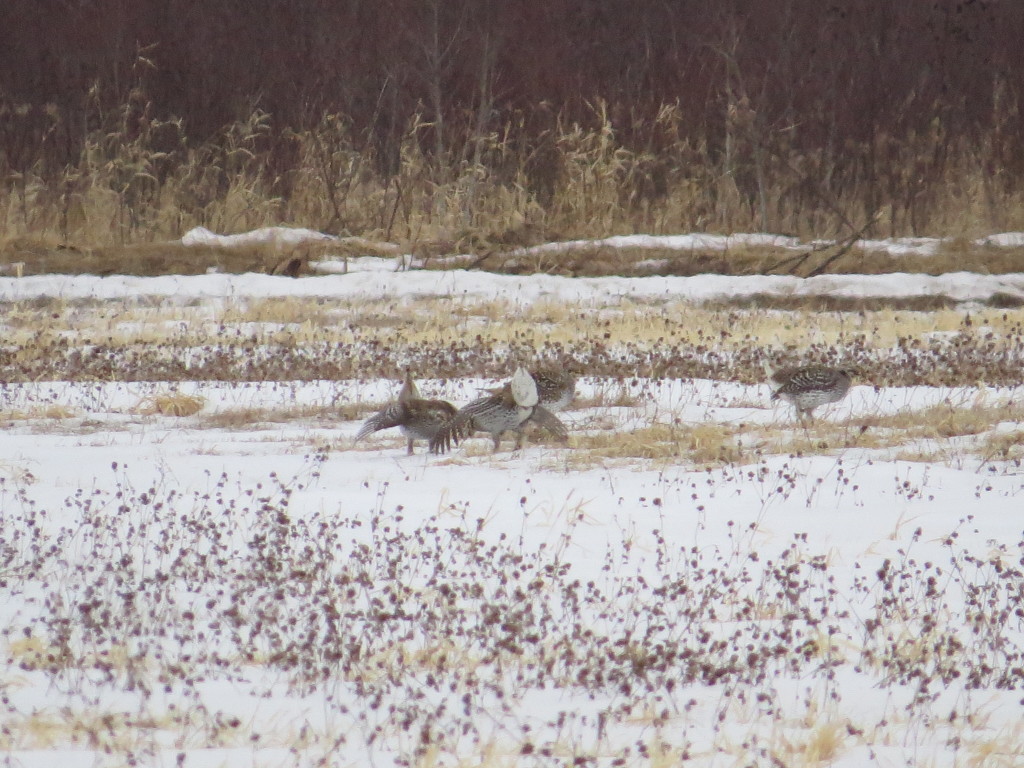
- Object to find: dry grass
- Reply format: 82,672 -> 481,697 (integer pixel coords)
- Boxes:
891,448 -> 949,464
5,102 -> 1024,275
6,637 -> 72,673
763,398 -> 1007,441
0,249 -> 1020,353
968,734 -> 1024,768
574,385 -> 646,410
7,234 -> 1024,280
0,235 -> 402,277
0,404 -> 77,421
853,402 -> 1024,441
569,422 -> 747,468
135,392 -> 206,417
769,720 -> 848,766
454,239 -> 1024,280
978,430 -> 1024,465
200,403 -> 374,430
756,402 -> 1024,463
0,237 -> 272,276
4,288 -> 1024,387
560,400 -> 1024,471
215,296 -> 344,329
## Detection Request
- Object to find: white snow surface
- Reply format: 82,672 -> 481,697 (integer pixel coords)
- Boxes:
3,228 -> 1024,766
179,225 -> 1024,258
980,231 -> 1024,247
180,225 -> 336,248
512,231 -> 804,253
3,375 -> 1024,767
3,269 -> 1024,307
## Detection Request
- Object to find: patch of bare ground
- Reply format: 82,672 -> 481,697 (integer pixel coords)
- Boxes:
0,237 -> 398,277
6,230 -> 1024,280
767,238 -> 1024,278
417,240 -> 1024,279
448,244 -> 746,277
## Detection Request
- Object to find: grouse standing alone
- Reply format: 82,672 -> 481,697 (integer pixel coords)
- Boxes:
769,365 -> 855,421
430,367 -> 569,454
355,370 -> 457,454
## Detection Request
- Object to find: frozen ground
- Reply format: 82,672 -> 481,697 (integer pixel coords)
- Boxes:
0,229 -> 1023,767
3,263 -> 1024,307
3,376 -> 1024,767
3,227 -> 1024,307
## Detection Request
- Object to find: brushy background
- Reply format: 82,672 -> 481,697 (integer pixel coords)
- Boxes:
3,0 -> 1024,258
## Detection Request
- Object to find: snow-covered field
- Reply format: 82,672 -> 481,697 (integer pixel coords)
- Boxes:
1,230 -> 1023,767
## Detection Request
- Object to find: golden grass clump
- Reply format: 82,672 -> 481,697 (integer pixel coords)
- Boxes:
855,402 -> 1024,440
199,403 -> 373,431
0,404 -> 77,421
768,426 -> 883,457
978,430 -> 1024,464
797,720 -> 848,765
571,422 -> 746,468
750,400 -> 1024,464
136,393 -> 206,417
6,637 -> 73,673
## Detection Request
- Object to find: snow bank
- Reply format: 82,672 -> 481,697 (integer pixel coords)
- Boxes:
2,269 -> 1023,307
180,225 -> 336,248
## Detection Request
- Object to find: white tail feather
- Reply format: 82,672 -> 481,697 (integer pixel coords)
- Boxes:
510,366 -> 538,407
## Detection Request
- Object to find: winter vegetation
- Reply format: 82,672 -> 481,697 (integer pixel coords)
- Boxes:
0,252 -> 1024,766
3,2 -> 1024,765
3,1 -> 1024,260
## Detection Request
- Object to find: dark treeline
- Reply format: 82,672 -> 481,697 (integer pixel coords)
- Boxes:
2,0 -> 1023,236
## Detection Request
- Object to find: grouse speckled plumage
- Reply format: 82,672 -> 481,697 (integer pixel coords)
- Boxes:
770,365 -> 854,421
480,368 -> 578,412
355,371 -> 457,454
430,367 -> 569,454
530,367 -> 578,412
